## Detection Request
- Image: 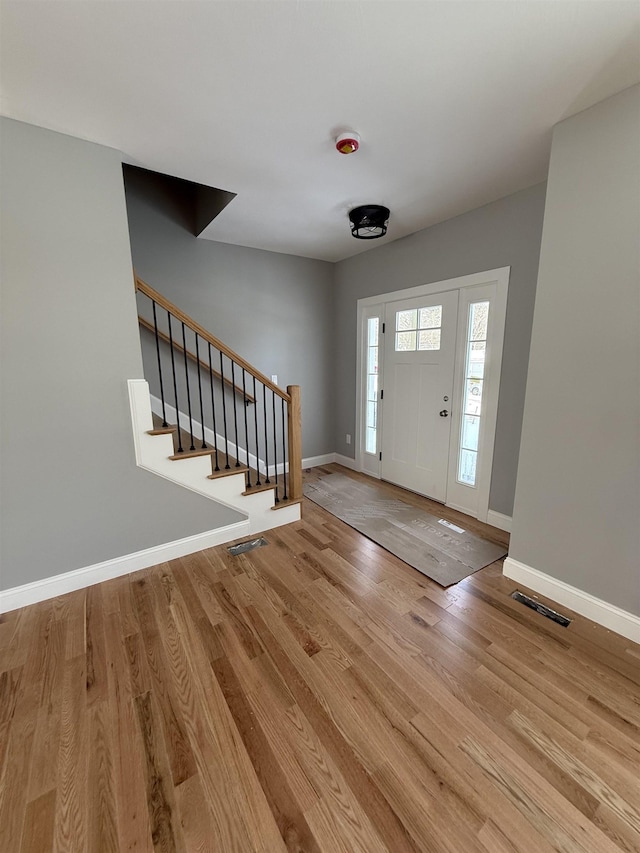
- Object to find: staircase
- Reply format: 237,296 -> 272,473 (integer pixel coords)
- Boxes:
128,275 -> 302,537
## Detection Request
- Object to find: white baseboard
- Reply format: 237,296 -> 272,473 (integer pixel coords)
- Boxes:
302,453 -> 360,471
445,500 -> 475,517
302,453 -> 336,468
334,453 -> 358,471
486,510 -> 512,532
0,520 -> 250,614
503,557 -> 640,644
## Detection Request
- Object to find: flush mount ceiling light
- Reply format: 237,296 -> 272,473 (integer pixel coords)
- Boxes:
348,204 -> 390,239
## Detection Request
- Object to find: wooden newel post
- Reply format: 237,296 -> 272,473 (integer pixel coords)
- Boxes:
287,385 -> 302,503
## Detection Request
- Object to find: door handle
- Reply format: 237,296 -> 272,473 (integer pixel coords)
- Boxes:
439,409 -> 449,417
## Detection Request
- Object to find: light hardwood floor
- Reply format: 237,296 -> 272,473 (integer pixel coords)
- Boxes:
1,464 -> 639,852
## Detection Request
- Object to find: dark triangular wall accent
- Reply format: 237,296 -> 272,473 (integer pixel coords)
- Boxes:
122,163 -> 236,237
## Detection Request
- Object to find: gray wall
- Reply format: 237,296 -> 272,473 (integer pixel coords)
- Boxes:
509,86 -> 640,614
333,183 -> 547,516
123,168 -> 335,459
0,119 -> 244,591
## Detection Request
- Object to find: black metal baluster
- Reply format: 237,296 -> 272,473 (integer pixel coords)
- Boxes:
194,334 -> 207,449
152,300 -> 168,427
167,312 -> 183,453
181,323 -> 195,451
272,389 -> 279,503
281,397 -> 288,501
242,369 -> 251,488
231,361 -> 240,467
263,384 -> 270,484
253,377 -> 261,486
219,352 -> 230,469
208,344 -> 220,472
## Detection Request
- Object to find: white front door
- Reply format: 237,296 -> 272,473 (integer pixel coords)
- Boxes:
381,290 -> 459,501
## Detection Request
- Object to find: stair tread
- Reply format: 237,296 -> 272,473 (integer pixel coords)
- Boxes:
271,498 -> 303,511
241,480 -> 276,496
169,447 -> 218,460
208,465 -> 249,480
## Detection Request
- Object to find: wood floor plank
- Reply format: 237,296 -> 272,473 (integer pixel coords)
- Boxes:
0,605 -> 38,672
27,618 -> 67,803
487,637 -> 640,751
584,725 -> 640,781
20,788 -> 56,853
342,673 -> 488,853
244,605 -> 421,853
27,704 -> 63,806
2,464 -> 639,851
164,586 -> 287,853
105,611 -> 154,853
478,818 -> 524,853
133,690 -> 185,853
211,650 -> 323,852
409,653 -> 607,821
0,611 -> 19,652
53,654 -> 88,853
371,758 -> 481,853
130,575 -> 198,788
251,650 -> 297,711
154,601 -> 256,852
481,666 -> 640,806
348,649 -> 556,853
280,701 -> 390,853
0,705 -> 37,851
87,700 -> 119,853
173,774 -> 221,853
247,688 -> 320,813
1,606 -> 53,852
509,711 -> 640,838
409,707 -> 559,853
0,665 -> 24,778
85,585 -> 108,709
459,735 -> 621,853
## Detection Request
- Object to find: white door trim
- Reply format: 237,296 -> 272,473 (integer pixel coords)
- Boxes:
355,267 -> 510,522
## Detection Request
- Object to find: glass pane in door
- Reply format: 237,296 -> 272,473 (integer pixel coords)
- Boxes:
457,301 -> 489,487
365,317 -> 380,455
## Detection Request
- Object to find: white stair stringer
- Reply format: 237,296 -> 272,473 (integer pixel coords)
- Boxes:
128,379 -> 301,536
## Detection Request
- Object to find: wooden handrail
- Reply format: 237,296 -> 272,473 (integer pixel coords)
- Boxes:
135,275 -> 290,402
137,316 -> 256,404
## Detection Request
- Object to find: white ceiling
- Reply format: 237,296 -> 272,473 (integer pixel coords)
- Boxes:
1,1 -> 639,262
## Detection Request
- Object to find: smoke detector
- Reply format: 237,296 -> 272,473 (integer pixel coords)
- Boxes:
335,132 -> 360,155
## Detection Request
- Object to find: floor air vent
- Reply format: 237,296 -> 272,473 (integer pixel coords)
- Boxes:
511,591 -> 571,626
227,537 -> 268,556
